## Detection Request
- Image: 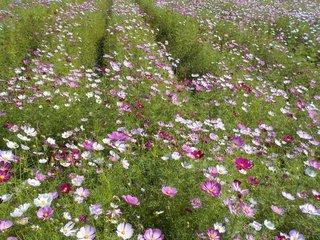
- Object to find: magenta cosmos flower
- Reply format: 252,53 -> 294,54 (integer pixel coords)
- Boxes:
207,228 -> 221,240
161,186 -> 177,197
143,228 -> 164,240
37,206 -> 54,220
234,157 -> 253,171
0,170 -> 11,184
201,180 -> 221,198
122,195 -> 140,206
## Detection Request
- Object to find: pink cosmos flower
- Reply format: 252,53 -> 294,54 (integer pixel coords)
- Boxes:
190,197 -> 202,209
231,136 -> 245,147
271,205 -> 284,215
143,228 -> 164,240
207,228 -> 221,240
200,180 -> 221,198
161,186 -> 177,197
122,195 -> 140,206
240,203 -> 255,218
0,220 -> 13,232
308,160 -> 320,171
37,206 -> 54,220
235,157 -> 253,171
83,140 -> 94,151
108,131 -> 129,142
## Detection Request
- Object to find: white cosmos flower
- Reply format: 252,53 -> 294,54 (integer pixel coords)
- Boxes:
171,152 -> 181,160
0,194 -> 12,202
27,178 -> 41,187
10,203 -> 31,217
34,193 -> 53,207
62,131 -> 73,139
264,220 -> 275,230
63,212 -> 72,220
93,142 -> 104,151
282,191 -> 295,201
71,175 -> 85,186
17,134 -> 31,141
60,221 -> 78,237
76,225 -> 95,240
21,125 -> 37,137
0,150 -> 15,162
216,165 -> 228,174
299,203 -> 320,216
249,221 -> 262,231
116,222 -> 134,239
6,141 -> 19,149
214,222 -> 225,233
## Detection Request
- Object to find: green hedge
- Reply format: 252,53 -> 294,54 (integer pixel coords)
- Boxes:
137,0 -> 220,79
0,4 -> 59,80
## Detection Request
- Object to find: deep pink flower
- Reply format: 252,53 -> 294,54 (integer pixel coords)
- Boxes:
283,134 -> 294,143
0,161 -> 11,172
247,176 -> 260,186
122,195 -> 140,206
143,228 -> 164,240
37,206 -> 54,220
201,181 -> 221,198
161,186 -> 177,197
235,157 -> 253,171
0,170 -> 11,184
191,150 -> 204,159
59,183 -> 72,194
207,228 -> 221,240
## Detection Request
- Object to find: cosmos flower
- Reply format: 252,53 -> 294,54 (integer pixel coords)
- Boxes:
0,151 -> 15,162
234,157 -> 253,172
0,170 -> 11,184
60,221 -> 78,237
190,197 -> 202,209
288,230 -> 305,240
34,193 -> 54,207
143,228 -> 164,240
122,195 -> 140,206
89,204 -> 103,218
10,203 -> 30,218
76,225 -> 95,240
200,180 -> 221,198
207,228 -> 221,240
116,222 -> 134,239
37,206 -> 54,220
161,186 -> 177,197
59,183 -> 72,194
0,220 -> 13,232
299,203 -> 320,216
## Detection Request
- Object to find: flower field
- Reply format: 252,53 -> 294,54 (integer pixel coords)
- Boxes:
0,0 -> 319,239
